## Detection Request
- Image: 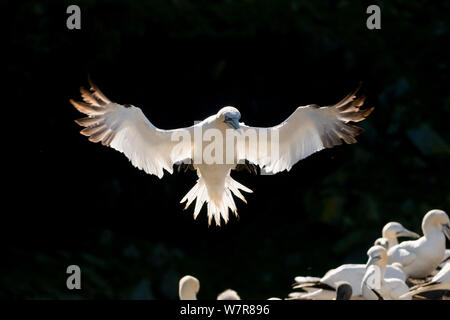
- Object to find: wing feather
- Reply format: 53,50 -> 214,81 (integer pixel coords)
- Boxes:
239,87 -> 373,174
71,81 -> 193,178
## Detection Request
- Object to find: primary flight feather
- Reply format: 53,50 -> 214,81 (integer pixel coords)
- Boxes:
71,79 -> 374,226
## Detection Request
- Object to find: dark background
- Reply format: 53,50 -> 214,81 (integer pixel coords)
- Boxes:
2,0 -> 449,299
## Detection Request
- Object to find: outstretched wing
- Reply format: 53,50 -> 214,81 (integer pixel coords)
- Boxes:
71,79 -> 193,178
238,86 -> 374,174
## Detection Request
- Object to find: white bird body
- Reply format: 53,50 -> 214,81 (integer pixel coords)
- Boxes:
181,115 -> 252,225
361,266 -> 410,300
387,210 -> 450,278
361,246 -> 410,300
71,80 -> 373,226
389,233 -> 445,277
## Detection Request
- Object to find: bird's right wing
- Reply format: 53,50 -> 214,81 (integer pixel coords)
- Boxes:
71,80 -> 193,178
238,86 -> 374,174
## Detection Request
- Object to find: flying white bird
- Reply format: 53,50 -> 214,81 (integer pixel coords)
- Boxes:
178,275 -> 240,300
387,209 -> 450,278
71,79 -> 373,226
361,246 -> 410,300
400,263 -> 450,299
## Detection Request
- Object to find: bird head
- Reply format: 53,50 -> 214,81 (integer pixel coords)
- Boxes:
217,289 -> 241,300
421,209 -> 450,239
373,237 -> 389,249
179,275 -> 200,300
366,245 -> 387,268
382,222 -> 420,241
217,106 -> 241,130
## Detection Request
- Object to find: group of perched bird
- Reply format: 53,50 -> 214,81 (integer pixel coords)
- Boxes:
179,209 -> 450,300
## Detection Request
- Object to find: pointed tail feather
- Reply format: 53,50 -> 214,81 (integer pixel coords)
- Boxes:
180,176 -> 252,226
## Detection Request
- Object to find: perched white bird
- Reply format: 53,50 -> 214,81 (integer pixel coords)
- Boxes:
361,246 -> 410,300
290,262 -> 405,299
71,79 -> 373,226
178,275 -> 240,300
375,222 -> 420,249
387,209 -> 450,278
179,275 -> 200,300
400,263 -> 450,299
216,289 -> 241,300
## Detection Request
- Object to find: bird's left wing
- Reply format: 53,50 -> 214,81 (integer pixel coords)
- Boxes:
237,87 -> 373,174
71,80 -> 193,178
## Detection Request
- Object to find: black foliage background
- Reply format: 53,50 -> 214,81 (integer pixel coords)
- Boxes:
1,0 -> 449,299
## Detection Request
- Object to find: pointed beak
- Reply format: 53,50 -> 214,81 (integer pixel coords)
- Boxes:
443,224 -> 450,241
225,118 -> 240,130
397,228 -> 420,239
